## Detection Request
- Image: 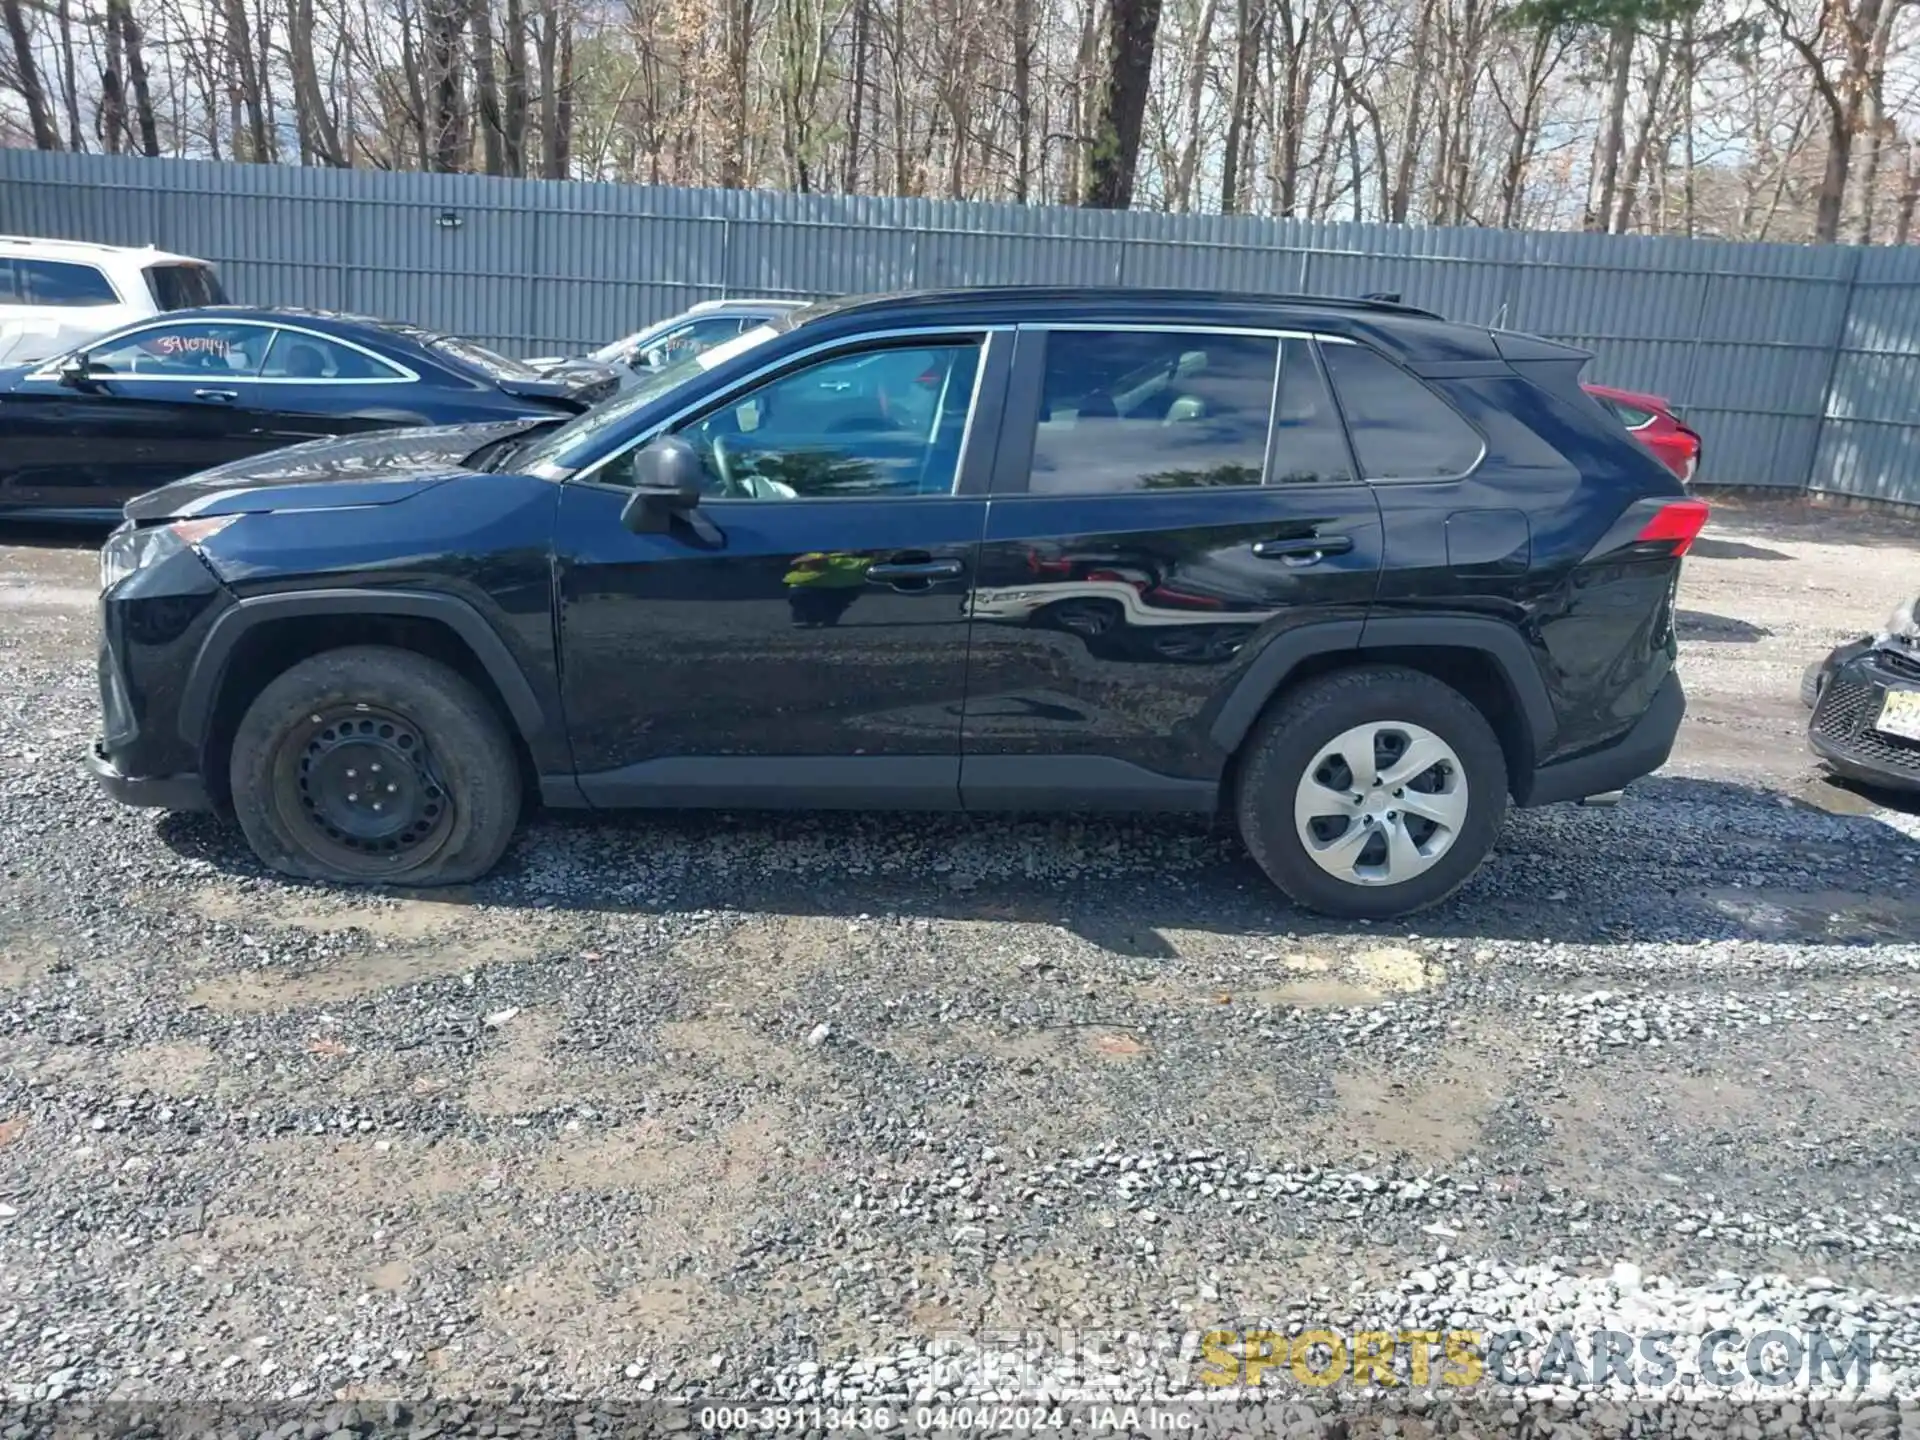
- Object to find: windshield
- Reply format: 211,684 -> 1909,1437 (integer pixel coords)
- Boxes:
373,319 -> 544,382
588,331 -> 649,365
431,333 -> 542,381
517,322 -> 782,474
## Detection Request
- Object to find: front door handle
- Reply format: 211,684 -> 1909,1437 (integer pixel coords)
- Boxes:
193,388 -> 238,403
868,558 -> 964,584
1252,534 -> 1354,563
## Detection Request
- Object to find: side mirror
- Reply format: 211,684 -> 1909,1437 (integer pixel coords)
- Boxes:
57,354 -> 94,389
619,436 -> 705,533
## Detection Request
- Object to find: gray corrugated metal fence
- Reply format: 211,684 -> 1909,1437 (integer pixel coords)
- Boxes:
5,149 -> 1919,502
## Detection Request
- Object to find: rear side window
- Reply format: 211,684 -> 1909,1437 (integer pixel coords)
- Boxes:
1269,337 -> 1353,485
144,263 -> 227,310
1322,343 -> 1482,480
1027,329 -> 1279,493
261,330 -> 407,381
9,259 -> 118,307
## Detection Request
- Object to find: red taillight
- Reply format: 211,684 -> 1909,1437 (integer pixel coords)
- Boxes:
1635,498 -> 1710,555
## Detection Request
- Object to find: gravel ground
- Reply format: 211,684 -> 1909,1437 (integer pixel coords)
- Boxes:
1,497 -> 1917,1433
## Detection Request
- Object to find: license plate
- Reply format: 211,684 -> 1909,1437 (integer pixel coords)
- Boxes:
1876,689 -> 1920,741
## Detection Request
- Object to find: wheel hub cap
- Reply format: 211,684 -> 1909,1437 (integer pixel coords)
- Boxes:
1292,721 -> 1468,887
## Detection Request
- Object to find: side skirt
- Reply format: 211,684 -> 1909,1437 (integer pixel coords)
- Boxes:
544,754 -> 1222,815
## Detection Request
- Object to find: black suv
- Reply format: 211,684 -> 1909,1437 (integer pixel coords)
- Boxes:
89,287 -> 1702,919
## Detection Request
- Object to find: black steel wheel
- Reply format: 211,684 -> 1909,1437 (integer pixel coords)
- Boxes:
286,703 -> 455,870
229,645 -> 522,886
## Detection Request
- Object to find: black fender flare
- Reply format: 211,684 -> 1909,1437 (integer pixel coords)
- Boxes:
177,588 -> 548,749
1207,615 -> 1556,757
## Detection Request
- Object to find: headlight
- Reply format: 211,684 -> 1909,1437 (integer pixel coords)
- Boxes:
100,515 -> 239,592
1884,595 -> 1919,642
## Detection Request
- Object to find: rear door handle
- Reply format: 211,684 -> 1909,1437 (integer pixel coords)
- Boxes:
193,388 -> 238,403
868,558 -> 965,583
1252,534 -> 1354,563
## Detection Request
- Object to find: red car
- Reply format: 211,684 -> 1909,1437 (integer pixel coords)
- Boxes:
1583,382 -> 1702,484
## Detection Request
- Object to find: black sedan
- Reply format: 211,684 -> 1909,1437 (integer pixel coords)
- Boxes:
0,306 -> 618,520
1805,591 -> 1920,793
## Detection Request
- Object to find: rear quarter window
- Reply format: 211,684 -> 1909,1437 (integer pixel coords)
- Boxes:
144,263 -> 228,310
1321,342 -> 1483,480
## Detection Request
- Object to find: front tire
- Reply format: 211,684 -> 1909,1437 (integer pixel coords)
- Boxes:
228,645 -> 522,886
1234,665 -> 1508,919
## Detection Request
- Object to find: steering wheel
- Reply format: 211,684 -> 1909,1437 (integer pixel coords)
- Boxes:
708,432 -> 747,498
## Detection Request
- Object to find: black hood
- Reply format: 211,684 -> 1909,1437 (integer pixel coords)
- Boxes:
124,418 -> 552,521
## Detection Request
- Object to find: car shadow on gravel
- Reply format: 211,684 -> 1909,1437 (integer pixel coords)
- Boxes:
1695,492 -> 1920,549
152,772 -> 1920,952
1676,608 -> 1772,642
0,521 -> 114,550
1689,536 -> 1793,563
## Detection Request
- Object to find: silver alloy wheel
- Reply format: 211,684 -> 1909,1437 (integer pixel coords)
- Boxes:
1292,720 -> 1469,887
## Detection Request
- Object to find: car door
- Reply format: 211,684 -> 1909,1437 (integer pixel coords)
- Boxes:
553,326 -> 1011,807
243,325 -> 434,447
959,325 -> 1386,807
0,319 -> 279,516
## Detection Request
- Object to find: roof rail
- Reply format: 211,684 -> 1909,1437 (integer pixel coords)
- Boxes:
1361,291 -> 1402,304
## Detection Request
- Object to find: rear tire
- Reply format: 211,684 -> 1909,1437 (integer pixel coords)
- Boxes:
228,645 -> 522,886
1234,665 -> 1508,919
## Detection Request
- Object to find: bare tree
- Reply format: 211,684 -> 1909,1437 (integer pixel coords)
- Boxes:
1218,0 -> 1264,210
1764,0 -> 1912,241
3,0 -> 62,148
1082,0 -> 1165,205
1168,0 -> 1219,208
0,0 -> 1902,245
289,0 -> 350,163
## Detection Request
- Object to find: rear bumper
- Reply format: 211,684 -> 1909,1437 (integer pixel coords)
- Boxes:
1808,647 -> 1920,794
1521,671 -> 1685,806
87,740 -> 211,812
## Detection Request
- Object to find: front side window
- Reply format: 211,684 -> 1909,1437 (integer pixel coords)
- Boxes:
261,330 -> 406,381
144,263 -> 227,310
15,259 -> 118,307
1321,343 -> 1483,480
83,322 -> 273,378
662,340 -> 982,500
1027,330 -> 1278,494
